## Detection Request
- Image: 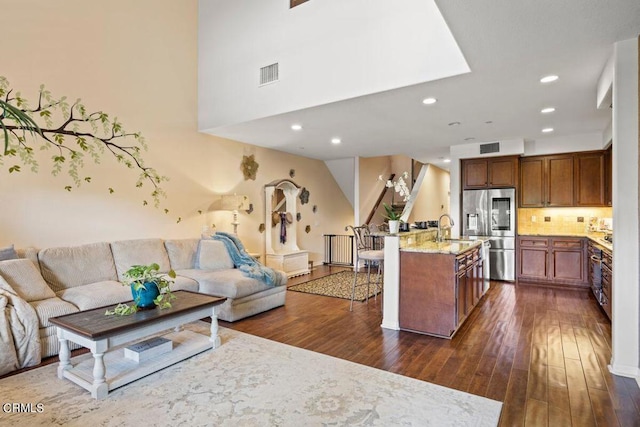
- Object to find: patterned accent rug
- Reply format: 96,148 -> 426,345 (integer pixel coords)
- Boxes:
0,323 -> 502,426
288,270 -> 382,301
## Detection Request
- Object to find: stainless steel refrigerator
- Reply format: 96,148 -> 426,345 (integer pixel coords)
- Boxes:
462,188 -> 516,281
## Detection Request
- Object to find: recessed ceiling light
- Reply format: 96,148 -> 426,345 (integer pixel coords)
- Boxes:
540,75 -> 559,83
541,107 -> 556,114
331,138 -> 341,144
291,124 -> 302,131
542,127 -> 554,133
422,97 -> 437,105
485,121 -> 493,124
464,137 -> 476,141
448,121 -> 461,126
443,159 -> 451,163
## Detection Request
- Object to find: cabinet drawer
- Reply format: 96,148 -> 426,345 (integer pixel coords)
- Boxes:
519,238 -> 548,247
551,239 -> 583,249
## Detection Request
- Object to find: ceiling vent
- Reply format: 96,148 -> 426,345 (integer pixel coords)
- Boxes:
260,63 -> 279,86
480,142 -> 500,154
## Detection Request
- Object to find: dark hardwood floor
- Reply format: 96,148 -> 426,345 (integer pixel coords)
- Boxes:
221,266 -> 640,427
6,265 -> 638,426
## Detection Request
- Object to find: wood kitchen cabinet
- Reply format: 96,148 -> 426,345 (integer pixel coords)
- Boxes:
575,151 -> 606,206
517,236 -> 549,281
604,145 -> 612,206
517,235 -> 588,288
399,246 -> 484,338
462,156 -> 518,189
520,154 -> 574,207
601,247 -> 612,319
520,150 -> 610,207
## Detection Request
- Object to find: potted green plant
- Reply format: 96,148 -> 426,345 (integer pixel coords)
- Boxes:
105,263 -> 176,316
383,203 -> 402,233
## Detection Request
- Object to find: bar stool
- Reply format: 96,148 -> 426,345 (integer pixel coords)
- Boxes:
346,225 -> 384,311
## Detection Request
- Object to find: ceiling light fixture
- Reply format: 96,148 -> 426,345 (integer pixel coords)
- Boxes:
422,97 -> 437,105
331,138 -> 341,144
291,124 -> 302,131
448,121 -> 461,126
542,127 -> 554,133
540,75 -> 559,83
464,137 -> 476,141
541,107 -> 556,114
443,159 -> 451,163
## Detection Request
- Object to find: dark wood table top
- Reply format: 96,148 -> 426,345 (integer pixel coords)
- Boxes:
49,291 -> 226,339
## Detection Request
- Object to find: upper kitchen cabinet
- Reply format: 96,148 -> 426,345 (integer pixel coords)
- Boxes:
519,150 -> 611,207
604,145 -> 612,206
575,151 -> 606,206
462,156 -> 518,189
520,154 -> 574,207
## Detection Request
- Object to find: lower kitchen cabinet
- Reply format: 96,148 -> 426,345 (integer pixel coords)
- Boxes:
601,248 -> 613,319
399,246 -> 484,338
517,235 -> 588,288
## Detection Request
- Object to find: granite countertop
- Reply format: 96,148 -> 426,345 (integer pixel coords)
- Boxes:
400,238 -> 483,255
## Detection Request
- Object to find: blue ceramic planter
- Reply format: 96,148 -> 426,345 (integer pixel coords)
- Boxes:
130,281 -> 160,309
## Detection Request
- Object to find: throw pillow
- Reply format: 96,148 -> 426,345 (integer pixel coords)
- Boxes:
0,259 -> 56,302
197,240 -> 234,271
0,244 -> 18,261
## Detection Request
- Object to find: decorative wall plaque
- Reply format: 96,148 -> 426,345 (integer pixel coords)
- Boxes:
299,187 -> 310,204
241,155 -> 259,180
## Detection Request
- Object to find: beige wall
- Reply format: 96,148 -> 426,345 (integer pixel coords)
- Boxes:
358,156 -> 392,225
408,164 -> 451,223
0,0 -> 353,262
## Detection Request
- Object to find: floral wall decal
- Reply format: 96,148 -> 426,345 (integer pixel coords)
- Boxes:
0,77 -> 169,209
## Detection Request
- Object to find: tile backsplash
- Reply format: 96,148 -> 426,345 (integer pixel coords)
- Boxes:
517,207 -> 613,235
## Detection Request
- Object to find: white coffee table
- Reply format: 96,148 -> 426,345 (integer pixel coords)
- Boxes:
49,291 -> 226,399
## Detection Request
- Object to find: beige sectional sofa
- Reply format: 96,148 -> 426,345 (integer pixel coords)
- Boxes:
0,237 -> 287,376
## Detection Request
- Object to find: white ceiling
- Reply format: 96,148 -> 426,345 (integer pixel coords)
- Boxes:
204,0 -> 640,165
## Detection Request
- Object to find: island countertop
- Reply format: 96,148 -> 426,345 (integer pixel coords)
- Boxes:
400,237 -> 485,255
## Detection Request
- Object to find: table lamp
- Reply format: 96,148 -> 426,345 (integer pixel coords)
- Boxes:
221,194 -> 250,234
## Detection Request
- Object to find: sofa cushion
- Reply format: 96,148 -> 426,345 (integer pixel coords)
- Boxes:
168,274 -> 199,292
0,244 -> 18,261
196,240 -> 234,271
16,247 -> 40,273
176,269 -> 275,299
0,259 -> 56,302
30,297 -> 79,328
164,238 -> 199,270
111,239 -> 171,281
56,280 -> 132,311
38,242 -> 118,292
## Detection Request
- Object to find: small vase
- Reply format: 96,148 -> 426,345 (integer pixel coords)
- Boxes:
388,220 -> 400,234
131,282 -> 160,309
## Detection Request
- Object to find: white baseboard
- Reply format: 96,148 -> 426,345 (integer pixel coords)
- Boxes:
380,320 -> 399,330
608,362 -> 640,384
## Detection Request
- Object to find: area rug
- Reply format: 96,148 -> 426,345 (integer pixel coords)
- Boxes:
288,270 -> 383,301
0,322 -> 501,426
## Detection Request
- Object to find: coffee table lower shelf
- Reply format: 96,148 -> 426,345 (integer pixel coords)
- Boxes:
60,329 -> 210,398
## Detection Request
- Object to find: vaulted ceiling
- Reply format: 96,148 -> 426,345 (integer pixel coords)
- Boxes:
199,0 -> 640,165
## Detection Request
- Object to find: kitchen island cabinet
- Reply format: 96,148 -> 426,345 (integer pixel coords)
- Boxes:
399,244 -> 484,338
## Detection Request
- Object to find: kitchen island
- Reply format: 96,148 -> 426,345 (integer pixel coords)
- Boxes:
381,229 -> 489,338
